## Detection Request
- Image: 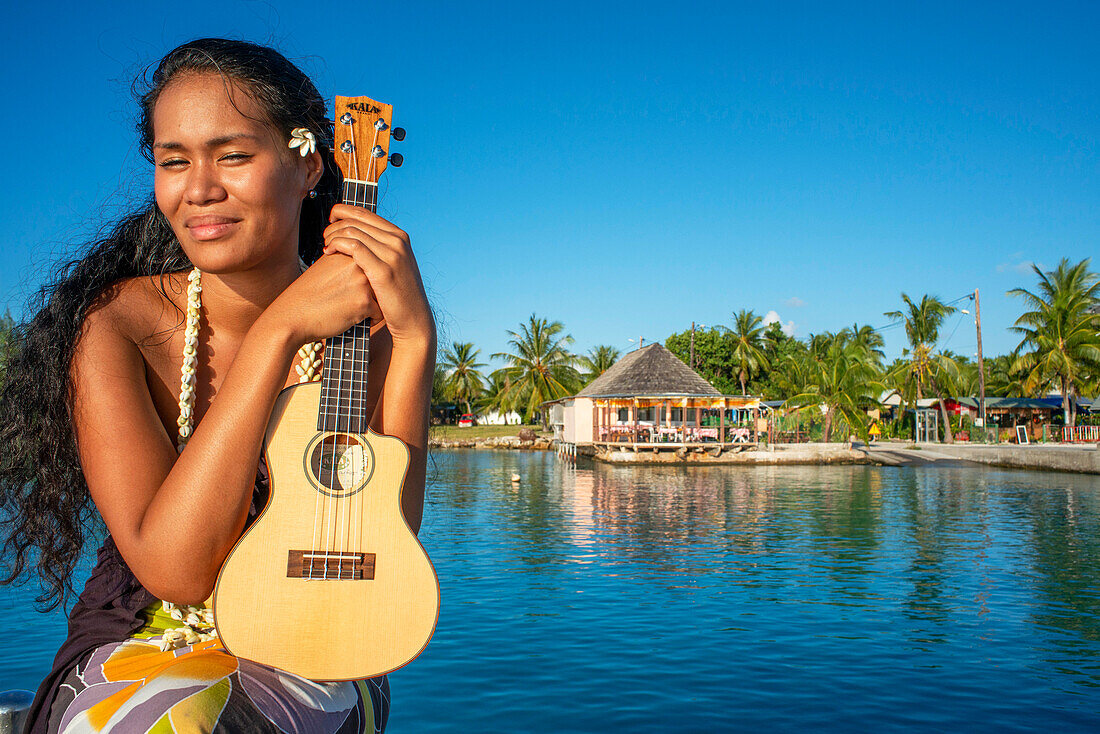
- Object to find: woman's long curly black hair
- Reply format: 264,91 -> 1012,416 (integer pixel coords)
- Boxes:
0,38 -> 342,610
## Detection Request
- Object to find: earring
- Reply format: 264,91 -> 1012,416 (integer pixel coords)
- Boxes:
308,190 -> 318,199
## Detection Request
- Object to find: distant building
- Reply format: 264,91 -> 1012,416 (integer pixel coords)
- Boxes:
544,343 -> 764,447
479,410 -> 522,425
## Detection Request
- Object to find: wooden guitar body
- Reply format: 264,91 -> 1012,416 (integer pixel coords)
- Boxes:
213,381 -> 440,680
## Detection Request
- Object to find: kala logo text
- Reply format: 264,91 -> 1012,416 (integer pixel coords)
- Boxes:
345,102 -> 381,114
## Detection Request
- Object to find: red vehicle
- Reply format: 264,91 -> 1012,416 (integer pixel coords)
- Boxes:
458,413 -> 476,427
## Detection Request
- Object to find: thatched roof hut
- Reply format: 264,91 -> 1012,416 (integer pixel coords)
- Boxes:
577,343 -> 722,398
545,343 -> 763,447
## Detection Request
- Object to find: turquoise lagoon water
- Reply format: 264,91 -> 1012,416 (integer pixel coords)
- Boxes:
4,451 -> 1100,731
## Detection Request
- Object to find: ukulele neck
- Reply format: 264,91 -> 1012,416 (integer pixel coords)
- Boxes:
316,178 -> 378,433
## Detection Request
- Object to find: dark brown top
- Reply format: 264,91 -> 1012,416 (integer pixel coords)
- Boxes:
23,460 -> 269,734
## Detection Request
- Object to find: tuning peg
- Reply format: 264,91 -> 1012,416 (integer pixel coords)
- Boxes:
391,127 -> 406,142
389,153 -> 403,167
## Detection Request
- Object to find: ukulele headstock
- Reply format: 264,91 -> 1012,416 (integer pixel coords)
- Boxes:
333,95 -> 404,187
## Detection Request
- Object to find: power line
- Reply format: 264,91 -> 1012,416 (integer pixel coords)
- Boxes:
870,291 -> 977,340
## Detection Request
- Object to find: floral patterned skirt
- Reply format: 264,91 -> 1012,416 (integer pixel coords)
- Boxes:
47,602 -> 388,733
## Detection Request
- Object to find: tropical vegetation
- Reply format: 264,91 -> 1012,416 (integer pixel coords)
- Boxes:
730,309 -> 770,395
438,342 -> 487,416
883,293 -> 960,442
0,257 -> 1094,439
384,260 -> 1100,436
577,345 -> 621,382
782,329 -> 885,442
490,315 -> 582,421
1008,258 -> 1100,426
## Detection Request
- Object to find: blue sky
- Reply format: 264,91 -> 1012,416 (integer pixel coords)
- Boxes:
1,1 -> 1096,367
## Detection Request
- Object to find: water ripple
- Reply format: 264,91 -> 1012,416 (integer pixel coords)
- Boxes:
6,453 -> 1100,731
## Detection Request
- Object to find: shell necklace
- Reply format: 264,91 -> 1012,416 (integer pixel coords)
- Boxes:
175,263 -> 324,452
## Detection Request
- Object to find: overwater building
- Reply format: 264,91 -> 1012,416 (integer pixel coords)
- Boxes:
544,343 -> 764,450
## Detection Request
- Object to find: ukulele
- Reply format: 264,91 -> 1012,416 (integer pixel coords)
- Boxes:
213,96 -> 440,681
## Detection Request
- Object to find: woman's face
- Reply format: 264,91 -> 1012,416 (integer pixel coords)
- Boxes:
152,73 -> 317,274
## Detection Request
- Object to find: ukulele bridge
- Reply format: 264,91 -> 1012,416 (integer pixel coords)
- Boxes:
287,550 -> 376,580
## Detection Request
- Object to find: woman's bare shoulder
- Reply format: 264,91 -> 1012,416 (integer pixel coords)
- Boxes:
81,273 -> 187,346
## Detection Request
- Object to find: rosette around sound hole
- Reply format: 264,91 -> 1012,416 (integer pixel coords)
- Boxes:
305,433 -> 375,497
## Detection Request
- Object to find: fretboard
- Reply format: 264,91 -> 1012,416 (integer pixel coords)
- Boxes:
342,179 -> 378,210
317,178 -> 379,433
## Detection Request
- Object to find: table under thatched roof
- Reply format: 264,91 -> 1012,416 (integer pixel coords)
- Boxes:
576,343 -> 723,398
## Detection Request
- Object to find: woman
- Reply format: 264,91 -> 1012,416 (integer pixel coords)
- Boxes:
0,38 -> 434,733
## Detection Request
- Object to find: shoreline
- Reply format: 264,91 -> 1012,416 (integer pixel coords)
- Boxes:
582,442 -> 868,466
872,442 -> 1100,475
428,435 -> 554,451
428,436 -> 1100,474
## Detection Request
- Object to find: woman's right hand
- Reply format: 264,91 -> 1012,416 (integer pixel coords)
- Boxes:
264,252 -> 382,344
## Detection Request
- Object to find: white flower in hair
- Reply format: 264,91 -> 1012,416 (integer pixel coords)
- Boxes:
288,127 -> 316,156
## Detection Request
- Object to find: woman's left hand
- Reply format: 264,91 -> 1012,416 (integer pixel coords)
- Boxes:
321,204 -> 435,352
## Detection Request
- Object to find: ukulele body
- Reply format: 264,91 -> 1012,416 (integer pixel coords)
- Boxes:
213,380 -> 439,681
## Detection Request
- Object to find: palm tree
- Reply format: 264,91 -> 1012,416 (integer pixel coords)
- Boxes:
884,293 -> 959,442
439,342 -> 487,417
785,332 -> 885,442
492,314 -> 581,421
771,351 -> 815,404
951,356 -> 981,398
1008,258 -> 1100,426
985,352 -> 1030,398
479,369 -> 517,419
577,345 -> 621,384
843,322 -> 885,366
730,309 -> 769,395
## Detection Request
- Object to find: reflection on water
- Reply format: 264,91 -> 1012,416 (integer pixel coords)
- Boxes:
402,452 -> 1100,732
5,452 -> 1100,731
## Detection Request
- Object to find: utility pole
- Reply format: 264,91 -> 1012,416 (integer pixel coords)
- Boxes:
974,288 -> 987,439
690,322 -> 696,368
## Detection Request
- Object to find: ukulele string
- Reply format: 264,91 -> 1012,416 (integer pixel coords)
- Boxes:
366,124 -> 380,188
366,119 -> 384,596
309,262 -> 329,581
358,153 -> 378,585
344,324 -> 360,576
325,331 -> 338,580
310,345 -> 324,582
349,320 -> 362,575
342,324 -> 355,572
331,329 -> 347,579
347,117 -> 360,182
335,113 -> 355,580
359,319 -> 370,575
322,333 -> 334,580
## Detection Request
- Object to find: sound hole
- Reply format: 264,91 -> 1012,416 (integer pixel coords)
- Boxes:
307,433 -> 373,497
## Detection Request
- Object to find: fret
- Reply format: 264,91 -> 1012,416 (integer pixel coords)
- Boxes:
341,179 -> 378,213
318,317 -> 372,432
316,415 -> 370,434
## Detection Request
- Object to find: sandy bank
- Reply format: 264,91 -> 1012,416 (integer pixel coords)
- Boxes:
887,442 -> 1100,475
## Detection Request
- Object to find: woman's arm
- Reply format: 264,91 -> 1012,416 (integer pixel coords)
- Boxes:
72,254 -> 384,604
72,303 -> 299,604
366,325 -> 435,535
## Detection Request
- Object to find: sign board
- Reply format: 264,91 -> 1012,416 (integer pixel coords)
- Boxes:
1015,425 -> 1029,445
